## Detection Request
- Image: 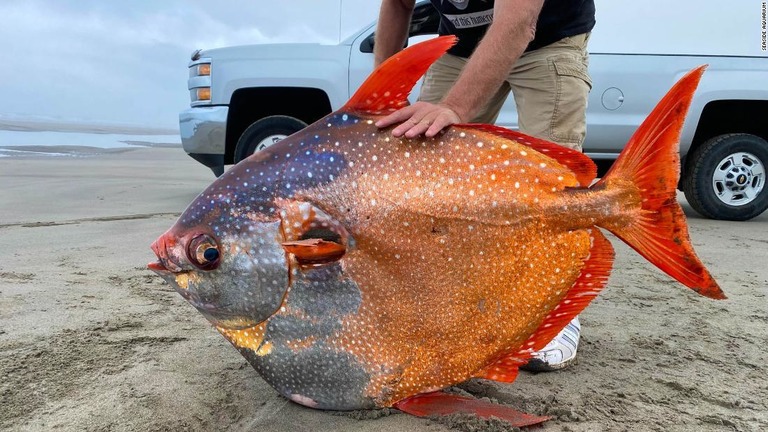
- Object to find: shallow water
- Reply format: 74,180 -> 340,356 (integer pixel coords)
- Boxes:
0,130 -> 180,157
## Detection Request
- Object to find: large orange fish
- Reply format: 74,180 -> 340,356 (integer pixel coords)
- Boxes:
149,36 -> 724,426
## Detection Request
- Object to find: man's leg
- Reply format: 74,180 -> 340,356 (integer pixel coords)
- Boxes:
508,33 -> 591,150
509,33 -> 592,371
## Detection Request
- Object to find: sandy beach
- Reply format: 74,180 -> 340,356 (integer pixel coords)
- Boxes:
1,146 -> 766,432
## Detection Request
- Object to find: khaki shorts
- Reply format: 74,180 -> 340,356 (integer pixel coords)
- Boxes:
419,33 -> 592,151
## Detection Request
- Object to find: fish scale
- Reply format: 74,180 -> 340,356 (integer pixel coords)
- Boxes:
149,36 -> 723,426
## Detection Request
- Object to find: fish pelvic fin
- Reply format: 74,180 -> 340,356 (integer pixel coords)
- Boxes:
342,36 -> 457,115
394,391 -> 550,428
476,230 -> 614,382
594,65 -> 725,300
458,124 -> 598,186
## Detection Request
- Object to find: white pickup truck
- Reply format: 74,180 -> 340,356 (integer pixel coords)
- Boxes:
179,0 -> 768,221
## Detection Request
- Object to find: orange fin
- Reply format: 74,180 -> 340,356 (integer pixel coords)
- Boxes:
459,123 -> 598,186
476,229 -> 614,382
595,65 -> 725,299
395,391 -> 550,428
282,239 -> 346,265
342,36 -> 457,115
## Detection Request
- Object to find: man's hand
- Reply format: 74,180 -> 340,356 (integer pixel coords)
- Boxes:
375,101 -> 462,138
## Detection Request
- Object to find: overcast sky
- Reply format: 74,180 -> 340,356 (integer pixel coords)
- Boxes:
3,0 -> 380,130
4,0 -> 765,131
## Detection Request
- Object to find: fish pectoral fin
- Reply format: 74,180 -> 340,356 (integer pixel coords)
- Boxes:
282,238 -> 346,265
394,391 -> 549,428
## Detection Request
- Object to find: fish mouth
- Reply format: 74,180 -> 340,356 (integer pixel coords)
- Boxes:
147,261 -> 192,291
148,261 -> 170,274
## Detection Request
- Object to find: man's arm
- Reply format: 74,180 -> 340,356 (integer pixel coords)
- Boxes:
376,0 -> 545,138
374,0 -> 416,68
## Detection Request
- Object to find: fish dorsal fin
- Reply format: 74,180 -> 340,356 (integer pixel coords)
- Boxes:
475,229 -> 614,382
459,124 -> 598,187
342,36 -> 457,115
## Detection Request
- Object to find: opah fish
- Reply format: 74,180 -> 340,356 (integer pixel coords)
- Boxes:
149,36 -> 723,426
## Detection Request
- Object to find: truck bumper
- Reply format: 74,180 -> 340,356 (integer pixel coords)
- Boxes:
179,106 -> 228,176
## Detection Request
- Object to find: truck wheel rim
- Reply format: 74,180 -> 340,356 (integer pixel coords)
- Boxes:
256,134 -> 287,152
712,151 -> 765,206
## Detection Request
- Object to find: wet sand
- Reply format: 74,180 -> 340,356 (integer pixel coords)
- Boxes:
1,147 -> 766,431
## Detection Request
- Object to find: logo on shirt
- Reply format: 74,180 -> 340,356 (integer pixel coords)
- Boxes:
443,8 -> 494,29
444,0 -> 470,10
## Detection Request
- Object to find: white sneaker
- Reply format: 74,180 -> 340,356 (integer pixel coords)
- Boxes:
522,316 -> 580,372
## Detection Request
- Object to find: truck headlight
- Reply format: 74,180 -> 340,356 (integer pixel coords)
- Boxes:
190,63 -> 211,78
194,87 -> 211,102
188,58 -> 212,106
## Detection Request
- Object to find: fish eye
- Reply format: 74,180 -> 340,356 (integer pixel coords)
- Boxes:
187,234 -> 221,270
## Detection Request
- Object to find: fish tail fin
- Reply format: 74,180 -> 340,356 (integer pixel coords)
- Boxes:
342,36 -> 457,115
595,65 -> 725,299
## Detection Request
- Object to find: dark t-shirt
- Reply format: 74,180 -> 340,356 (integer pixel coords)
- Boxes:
429,0 -> 596,58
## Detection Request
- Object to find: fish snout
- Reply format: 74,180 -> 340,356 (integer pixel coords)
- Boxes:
149,233 -> 184,273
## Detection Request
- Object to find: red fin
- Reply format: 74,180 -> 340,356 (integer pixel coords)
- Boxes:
282,239 -> 346,265
476,230 -> 614,382
459,123 -> 597,186
395,391 -> 550,428
342,36 -> 457,115
474,362 -> 521,384
595,66 -> 725,299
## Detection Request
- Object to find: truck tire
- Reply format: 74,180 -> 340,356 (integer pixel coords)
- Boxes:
682,133 -> 768,221
234,115 -> 307,163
